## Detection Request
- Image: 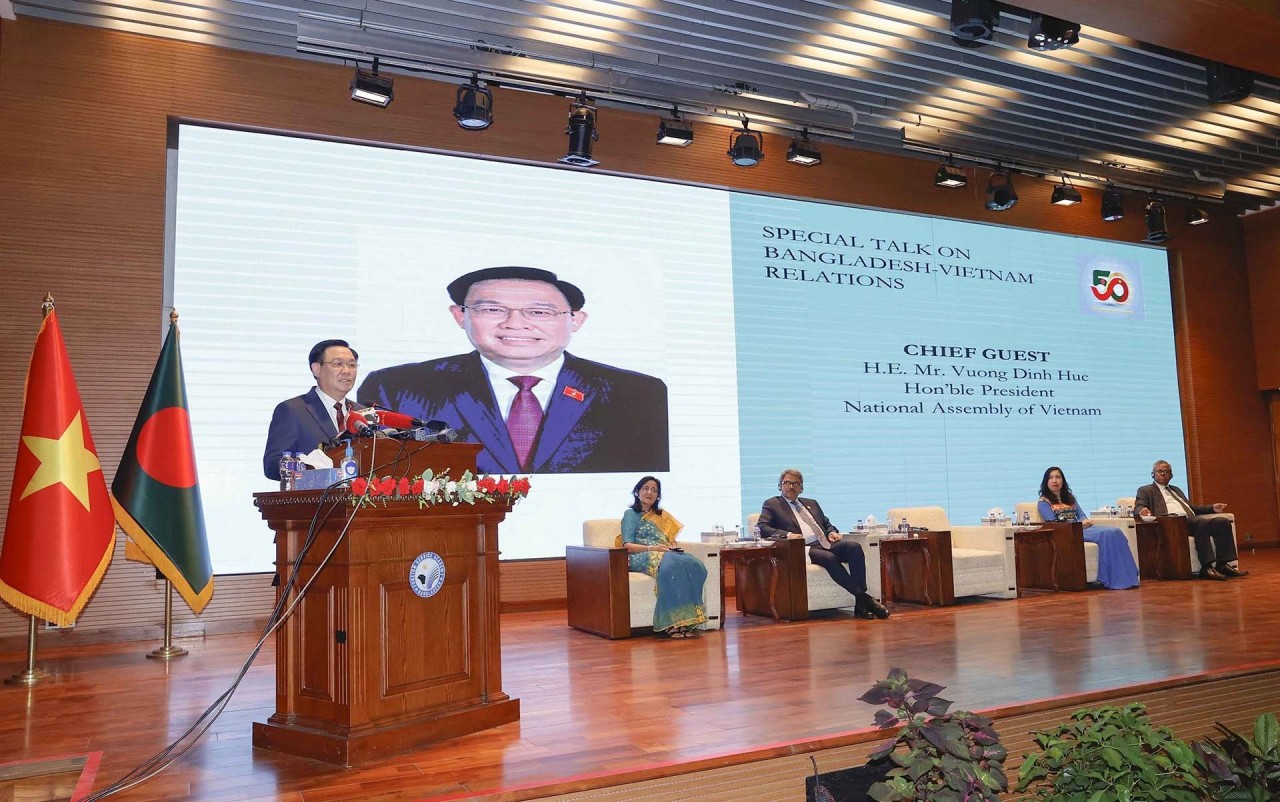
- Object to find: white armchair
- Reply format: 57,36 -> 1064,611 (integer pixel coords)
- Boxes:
1117,496 -> 1238,574
744,513 -> 881,614
886,507 -> 1016,600
565,519 -> 721,639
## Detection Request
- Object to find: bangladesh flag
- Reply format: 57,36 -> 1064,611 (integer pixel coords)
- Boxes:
111,316 -> 213,613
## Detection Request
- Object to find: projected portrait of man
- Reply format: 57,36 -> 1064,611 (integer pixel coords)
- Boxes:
358,266 -> 670,474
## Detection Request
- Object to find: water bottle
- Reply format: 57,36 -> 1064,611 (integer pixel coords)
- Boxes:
339,444 -> 358,484
1021,510 -> 1031,526
899,516 -> 909,536
733,524 -> 741,541
751,524 -> 761,541
279,451 -> 295,491
856,519 -> 864,531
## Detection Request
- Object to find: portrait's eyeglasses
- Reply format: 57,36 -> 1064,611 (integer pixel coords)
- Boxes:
462,304 -> 573,321
321,360 -> 359,370
781,480 -> 803,487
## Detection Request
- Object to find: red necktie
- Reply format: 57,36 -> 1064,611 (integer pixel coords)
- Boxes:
507,376 -> 543,470
334,401 -> 345,434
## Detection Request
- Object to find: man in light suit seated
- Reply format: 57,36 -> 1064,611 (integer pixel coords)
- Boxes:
757,468 -> 889,620
1135,459 -> 1248,581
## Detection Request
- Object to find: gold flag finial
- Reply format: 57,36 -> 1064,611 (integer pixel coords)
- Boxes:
170,309 -> 179,325
41,293 -> 55,319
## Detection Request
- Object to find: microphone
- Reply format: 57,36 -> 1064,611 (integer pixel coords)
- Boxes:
360,400 -> 430,429
346,408 -> 378,436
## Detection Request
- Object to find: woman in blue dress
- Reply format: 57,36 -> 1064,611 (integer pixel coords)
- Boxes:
621,476 -> 708,638
1037,466 -> 1139,590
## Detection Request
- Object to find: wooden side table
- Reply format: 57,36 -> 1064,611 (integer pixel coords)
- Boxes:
1135,516 -> 1193,579
879,531 -> 955,606
1015,522 -> 1087,593
720,543 -> 783,621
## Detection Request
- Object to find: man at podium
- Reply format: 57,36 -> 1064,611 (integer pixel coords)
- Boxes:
262,339 -> 358,480
358,267 -> 668,474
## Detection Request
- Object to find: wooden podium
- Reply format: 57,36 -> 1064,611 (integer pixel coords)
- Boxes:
251,441 -> 519,766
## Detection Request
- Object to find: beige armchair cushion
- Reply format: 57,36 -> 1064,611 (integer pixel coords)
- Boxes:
1117,497 -> 1238,573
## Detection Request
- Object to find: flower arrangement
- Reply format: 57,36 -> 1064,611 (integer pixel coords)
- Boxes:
350,468 -> 531,507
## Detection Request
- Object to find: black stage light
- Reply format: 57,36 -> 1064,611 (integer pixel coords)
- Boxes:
727,121 -> 764,167
786,131 -> 822,166
1144,198 -> 1170,243
985,168 -> 1018,211
951,0 -> 999,45
1050,178 -> 1082,206
350,59 -> 393,107
1101,185 -> 1125,221
1187,207 -> 1210,226
453,79 -> 493,130
1028,14 -> 1079,51
559,102 -> 599,167
935,161 -> 967,188
656,115 -> 694,146
1206,61 -> 1255,104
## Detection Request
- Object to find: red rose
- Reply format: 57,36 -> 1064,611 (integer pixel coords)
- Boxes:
495,477 -> 510,494
368,481 -> 381,497
398,477 -> 412,497
411,478 -> 425,495
351,477 -> 368,495
477,476 -> 498,493
512,477 -> 531,494
380,477 -> 397,495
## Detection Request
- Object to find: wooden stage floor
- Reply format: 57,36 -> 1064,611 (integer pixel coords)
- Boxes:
3,549 -> 1279,802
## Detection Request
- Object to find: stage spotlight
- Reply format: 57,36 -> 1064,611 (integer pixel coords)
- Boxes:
935,161 -> 967,188
453,78 -> 493,130
786,131 -> 822,166
350,58 -> 393,107
1028,14 -> 1079,51
656,114 -> 694,146
1144,197 -> 1170,243
559,101 -> 599,167
1206,61 -> 1254,104
985,168 -> 1017,211
1050,178 -> 1082,206
951,0 -> 998,45
1187,207 -> 1210,226
1101,185 -> 1125,221
727,120 -> 764,167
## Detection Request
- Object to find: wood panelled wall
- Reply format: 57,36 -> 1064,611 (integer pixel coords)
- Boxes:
1,18 -> 1276,645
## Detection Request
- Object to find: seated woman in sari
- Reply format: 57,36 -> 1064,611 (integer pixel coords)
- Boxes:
1038,466 -> 1139,590
621,476 -> 708,638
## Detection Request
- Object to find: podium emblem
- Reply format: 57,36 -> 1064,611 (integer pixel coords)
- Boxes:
410,552 -> 446,598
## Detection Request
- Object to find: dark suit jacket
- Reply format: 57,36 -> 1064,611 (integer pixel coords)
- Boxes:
1134,482 -> 1214,517
758,495 -> 839,541
357,351 -> 669,474
262,388 -> 344,480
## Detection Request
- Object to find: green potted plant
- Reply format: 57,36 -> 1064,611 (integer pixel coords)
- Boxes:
1016,702 -> 1205,802
1194,711 -> 1280,801
856,667 -> 1007,802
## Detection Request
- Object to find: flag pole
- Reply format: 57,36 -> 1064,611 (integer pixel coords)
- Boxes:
4,616 -> 49,686
146,578 -> 188,660
4,295 -> 58,686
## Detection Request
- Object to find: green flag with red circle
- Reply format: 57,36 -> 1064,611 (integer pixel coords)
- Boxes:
111,318 -> 213,613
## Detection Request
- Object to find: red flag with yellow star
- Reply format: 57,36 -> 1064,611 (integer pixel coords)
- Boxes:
0,309 -> 116,627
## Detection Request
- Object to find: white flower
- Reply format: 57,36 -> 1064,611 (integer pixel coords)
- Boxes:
445,481 -> 458,494
467,480 -> 478,492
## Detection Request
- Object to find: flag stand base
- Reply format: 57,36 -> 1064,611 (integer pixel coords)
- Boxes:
5,668 -> 48,686
146,645 -> 188,661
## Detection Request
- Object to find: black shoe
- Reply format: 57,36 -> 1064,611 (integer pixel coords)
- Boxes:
1200,566 -> 1228,581
1218,563 -> 1250,578
860,595 -> 890,620
852,605 -> 876,620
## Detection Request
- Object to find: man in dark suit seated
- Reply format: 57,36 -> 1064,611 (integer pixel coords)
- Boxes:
358,266 -> 669,474
757,468 -> 889,620
262,339 -> 358,480
1135,459 -> 1247,581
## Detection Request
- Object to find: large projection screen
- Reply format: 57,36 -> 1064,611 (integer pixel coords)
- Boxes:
169,124 -> 1185,574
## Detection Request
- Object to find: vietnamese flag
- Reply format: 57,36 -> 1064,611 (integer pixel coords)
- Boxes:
111,317 -> 213,613
0,308 -> 116,627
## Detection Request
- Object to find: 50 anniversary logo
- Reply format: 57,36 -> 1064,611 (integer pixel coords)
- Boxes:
1091,269 -> 1131,304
